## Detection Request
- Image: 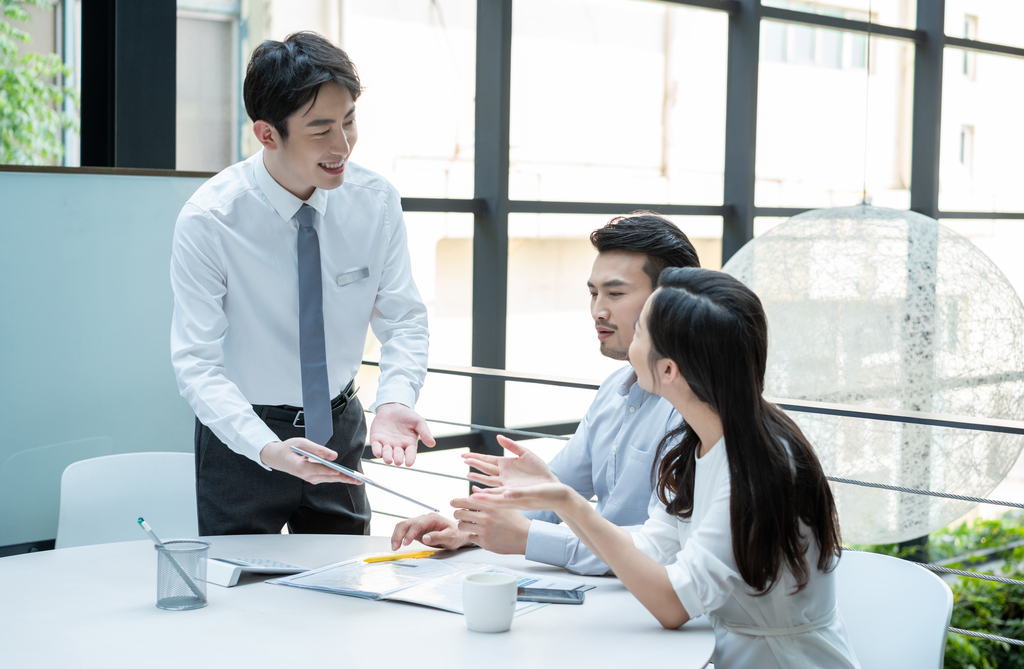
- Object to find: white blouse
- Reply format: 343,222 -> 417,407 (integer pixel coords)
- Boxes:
631,438 -> 861,668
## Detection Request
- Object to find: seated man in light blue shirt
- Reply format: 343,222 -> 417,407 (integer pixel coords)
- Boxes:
391,212 -> 700,574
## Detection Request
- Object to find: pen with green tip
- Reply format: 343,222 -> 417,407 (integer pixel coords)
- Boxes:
138,518 -> 206,601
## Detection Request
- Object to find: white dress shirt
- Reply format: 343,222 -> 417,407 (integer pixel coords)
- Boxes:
631,438 -> 861,669
170,151 -> 428,465
524,364 -> 682,575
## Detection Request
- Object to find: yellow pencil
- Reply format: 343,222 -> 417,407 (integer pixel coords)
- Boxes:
364,550 -> 435,563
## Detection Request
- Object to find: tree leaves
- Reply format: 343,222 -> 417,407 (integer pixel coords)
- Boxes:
0,0 -> 78,165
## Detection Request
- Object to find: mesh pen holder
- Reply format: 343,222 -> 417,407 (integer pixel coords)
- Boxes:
155,540 -> 210,610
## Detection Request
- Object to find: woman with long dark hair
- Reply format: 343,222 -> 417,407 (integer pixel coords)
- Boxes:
466,267 -> 859,667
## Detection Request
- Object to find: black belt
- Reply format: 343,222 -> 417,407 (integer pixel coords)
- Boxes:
254,380 -> 357,428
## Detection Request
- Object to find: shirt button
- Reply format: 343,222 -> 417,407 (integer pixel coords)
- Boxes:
629,406 -> 636,413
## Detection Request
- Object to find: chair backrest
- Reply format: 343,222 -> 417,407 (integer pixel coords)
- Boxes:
56,452 -> 198,549
0,437 -> 114,547
835,550 -> 953,669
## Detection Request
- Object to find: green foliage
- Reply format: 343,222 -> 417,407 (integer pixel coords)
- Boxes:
938,514 -> 1024,669
932,514 -> 1024,565
0,0 -> 77,165
945,568 -> 1024,669
848,541 -> 924,560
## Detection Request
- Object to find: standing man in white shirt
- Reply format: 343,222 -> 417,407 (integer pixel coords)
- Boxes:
391,213 -> 699,574
171,32 -> 433,536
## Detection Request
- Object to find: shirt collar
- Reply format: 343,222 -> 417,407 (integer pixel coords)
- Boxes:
253,149 -> 329,222
618,367 -> 655,409
618,368 -> 641,396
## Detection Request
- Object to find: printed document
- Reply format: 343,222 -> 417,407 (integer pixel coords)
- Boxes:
268,554 -> 590,615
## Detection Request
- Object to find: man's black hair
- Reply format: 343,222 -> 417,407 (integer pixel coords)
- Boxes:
589,211 -> 701,288
243,31 -> 361,140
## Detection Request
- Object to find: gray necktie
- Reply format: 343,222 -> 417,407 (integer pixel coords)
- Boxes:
296,204 -> 333,446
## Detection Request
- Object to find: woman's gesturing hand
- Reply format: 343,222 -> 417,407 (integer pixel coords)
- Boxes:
462,434 -> 559,489
469,482 -> 576,514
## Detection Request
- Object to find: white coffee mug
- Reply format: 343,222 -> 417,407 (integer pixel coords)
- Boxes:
463,572 -> 518,633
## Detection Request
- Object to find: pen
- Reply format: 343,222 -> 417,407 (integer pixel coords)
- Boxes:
364,550 -> 435,563
138,518 -> 206,600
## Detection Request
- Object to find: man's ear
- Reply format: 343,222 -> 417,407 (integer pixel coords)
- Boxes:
253,120 -> 279,151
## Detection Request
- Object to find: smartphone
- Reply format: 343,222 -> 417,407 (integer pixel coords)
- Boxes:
517,587 -> 585,605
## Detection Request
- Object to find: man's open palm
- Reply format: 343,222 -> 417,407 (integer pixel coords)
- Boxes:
368,403 -> 435,466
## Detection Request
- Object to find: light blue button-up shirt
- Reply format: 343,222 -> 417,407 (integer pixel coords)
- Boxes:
524,364 -> 682,575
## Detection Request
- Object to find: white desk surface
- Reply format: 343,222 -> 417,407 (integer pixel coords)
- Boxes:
0,534 -> 714,668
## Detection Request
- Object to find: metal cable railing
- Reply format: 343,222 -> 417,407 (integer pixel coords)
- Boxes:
949,628 -> 1024,646
824,476 -> 1024,510
357,362 -> 1024,647
415,417 -> 572,442
362,458 -> 475,483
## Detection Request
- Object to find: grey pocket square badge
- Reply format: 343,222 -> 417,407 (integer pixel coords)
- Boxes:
337,267 -> 370,287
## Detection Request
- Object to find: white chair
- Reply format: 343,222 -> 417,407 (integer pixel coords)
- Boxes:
0,437 -> 114,547
835,549 -> 953,669
56,452 -> 198,549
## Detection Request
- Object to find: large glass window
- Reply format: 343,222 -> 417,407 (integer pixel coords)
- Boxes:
338,0 -> 476,199
508,0 -> 727,205
939,219 -> 1024,304
0,0 -> 72,166
939,49 -> 1024,213
945,1 -> 1024,50
762,0 -> 917,31
756,32 -> 914,210
759,19 -> 868,70
176,11 -> 238,172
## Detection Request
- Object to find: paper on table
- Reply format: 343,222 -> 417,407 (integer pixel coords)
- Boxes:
273,553 -> 457,598
388,564 -> 587,615
268,554 -> 589,615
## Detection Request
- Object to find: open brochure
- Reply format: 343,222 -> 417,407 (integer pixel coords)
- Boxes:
267,554 -> 591,615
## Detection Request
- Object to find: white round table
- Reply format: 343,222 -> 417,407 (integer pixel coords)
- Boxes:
0,534 -> 715,668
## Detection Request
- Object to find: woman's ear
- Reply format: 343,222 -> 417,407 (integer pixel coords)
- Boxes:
252,120 -> 278,151
659,357 -> 679,386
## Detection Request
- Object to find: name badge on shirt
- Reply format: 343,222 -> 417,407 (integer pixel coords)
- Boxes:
337,267 -> 370,287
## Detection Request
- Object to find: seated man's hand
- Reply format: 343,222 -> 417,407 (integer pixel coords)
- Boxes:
391,512 -> 472,551
260,438 -> 364,485
369,403 -> 436,466
462,435 -> 559,489
451,490 -> 531,555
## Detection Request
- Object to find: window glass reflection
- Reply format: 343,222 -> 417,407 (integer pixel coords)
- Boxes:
945,1 -> 1024,50
939,50 -> 1024,213
509,0 -> 726,205
762,0 -> 917,30
756,33 -> 914,210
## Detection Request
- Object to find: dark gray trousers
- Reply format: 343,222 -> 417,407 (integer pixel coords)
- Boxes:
194,396 -> 370,536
